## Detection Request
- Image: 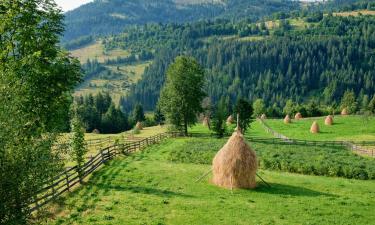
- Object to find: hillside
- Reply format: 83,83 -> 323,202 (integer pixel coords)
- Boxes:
62,0 -> 300,42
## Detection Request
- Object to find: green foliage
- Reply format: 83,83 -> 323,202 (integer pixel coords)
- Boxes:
234,98 -> 253,133
70,113 -> 87,169
283,99 -> 295,116
341,90 -> 358,114
76,93 -> 129,134
252,99 -> 265,118
211,99 -> 228,138
122,15 -> 375,113
159,56 -> 206,135
132,103 -> 146,122
169,136 -> 375,180
154,104 -> 165,125
0,0 -> 81,223
62,0 -> 299,42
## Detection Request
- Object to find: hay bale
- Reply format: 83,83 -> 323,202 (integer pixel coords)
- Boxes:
341,108 -> 349,116
92,129 -> 100,134
295,112 -> 302,120
226,115 -> 234,125
135,121 -> 143,130
284,115 -> 291,124
310,121 -> 320,133
212,131 -> 257,189
325,115 -> 333,126
260,114 -> 267,120
203,116 -> 210,127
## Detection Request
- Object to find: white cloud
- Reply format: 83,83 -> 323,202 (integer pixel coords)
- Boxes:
55,0 -> 93,12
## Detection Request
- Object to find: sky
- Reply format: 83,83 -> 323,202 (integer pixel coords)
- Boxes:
55,0 -> 93,12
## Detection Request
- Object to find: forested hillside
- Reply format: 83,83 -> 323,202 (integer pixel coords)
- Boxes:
120,11 -> 375,111
62,0 -> 300,42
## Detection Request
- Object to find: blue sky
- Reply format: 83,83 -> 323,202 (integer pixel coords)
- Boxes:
55,0 -> 93,12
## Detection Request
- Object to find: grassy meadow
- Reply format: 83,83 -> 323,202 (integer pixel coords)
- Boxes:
44,135 -> 375,225
256,116 -> 375,142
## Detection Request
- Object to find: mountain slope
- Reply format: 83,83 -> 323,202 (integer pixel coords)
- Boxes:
62,0 -> 300,42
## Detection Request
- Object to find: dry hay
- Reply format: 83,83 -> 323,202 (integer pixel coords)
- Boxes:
135,121 -> 143,130
295,112 -> 303,120
203,116 -> 210,127
341,108 -> 349,116
226,115 -> 234,125
310,121 -> 320,133
212,131 -> 257,189
284,115 -> 291,124
92,129 -> 100,134
260,114 -> 267,120
325,115 -> 333,126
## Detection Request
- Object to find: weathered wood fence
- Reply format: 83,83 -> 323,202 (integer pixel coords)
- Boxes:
30,132 -> 182,213
258,119 -> 375,157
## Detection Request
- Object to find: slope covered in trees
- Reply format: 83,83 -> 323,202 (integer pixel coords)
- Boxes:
120,13 -> 375,112
62,0 -> 300,42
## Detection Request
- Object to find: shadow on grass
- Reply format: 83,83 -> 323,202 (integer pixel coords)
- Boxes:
255,183 -> 336,197
95,184 -> 194,198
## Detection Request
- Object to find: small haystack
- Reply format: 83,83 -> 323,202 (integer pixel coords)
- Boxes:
226,115 -> 234,125
341,108 -> 349,116
310,121 -> 320,133
325,115 -> 333,126
284,115 -> 291,124
135,121 -> 143,130
212,130 -> 257,189
203,116 -> 210,127
260,114 -> 267,120
295,112 -> 303,120
92,129 -> 100,134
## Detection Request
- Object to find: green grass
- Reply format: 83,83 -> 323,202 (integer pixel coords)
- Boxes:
256,116 -> 375,142
45,137 -> 375,225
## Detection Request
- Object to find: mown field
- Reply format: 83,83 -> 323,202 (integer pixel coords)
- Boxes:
255,116 -> 375,142
44,125 -> 375,225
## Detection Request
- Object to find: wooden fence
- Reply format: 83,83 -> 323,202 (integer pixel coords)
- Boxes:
258,119 -> 375,157
30,132 -> 182,213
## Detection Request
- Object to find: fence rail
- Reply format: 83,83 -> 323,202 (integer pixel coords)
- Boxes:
258,119 -> 375,157
30,132 -> 182,213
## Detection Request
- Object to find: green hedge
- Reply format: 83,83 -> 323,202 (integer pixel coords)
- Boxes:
168,138 -> 375,180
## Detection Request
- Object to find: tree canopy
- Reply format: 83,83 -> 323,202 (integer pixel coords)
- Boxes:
159,56 -> 206,135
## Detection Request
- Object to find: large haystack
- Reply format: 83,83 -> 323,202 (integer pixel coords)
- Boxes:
341,108 -> 349,116
260,114 -> 267,120
310,121 -> 320,133
325,115 -> 333,126
135,121 -> 143,130
203,116 -> 210,127
284,115 -> 291,124
295,112 -> 303,120
226,115 -> 234,125
212,131 -> 257,189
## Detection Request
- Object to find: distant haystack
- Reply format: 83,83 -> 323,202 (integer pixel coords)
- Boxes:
284,115 -> 291,124
203,116 -> 210,127
226,115 -> 234,125
325,115 -> 333,126
341,108 -> 349,116
212,131 -> 257,189
260,114 -> 267,120
295,112 -> 302,120
310,121 -> 320,133
92,129 -> 100,134
135,121 -> 143,130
